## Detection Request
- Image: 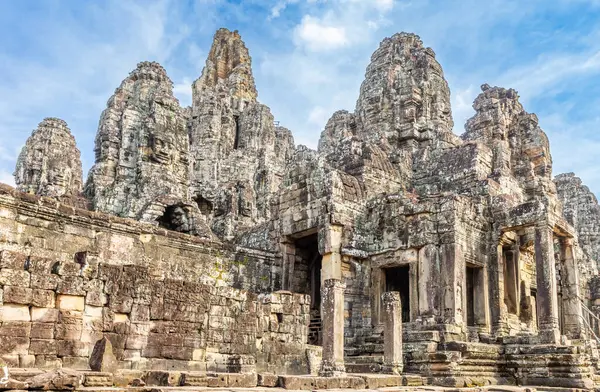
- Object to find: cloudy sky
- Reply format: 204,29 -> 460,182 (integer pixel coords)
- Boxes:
1,0 -> 600,197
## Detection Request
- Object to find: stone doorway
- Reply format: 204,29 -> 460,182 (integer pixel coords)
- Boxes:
466,266 -> 476,327
384,266 -> 410,322
292,233 -> 322,345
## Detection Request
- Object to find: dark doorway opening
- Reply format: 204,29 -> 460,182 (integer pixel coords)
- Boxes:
385,266 -> 410,322
466,266 -> 476,326
503,248 -> 519,315
233,115 -> 241,149
294,233 -> 322,345
294,234 -> 321,311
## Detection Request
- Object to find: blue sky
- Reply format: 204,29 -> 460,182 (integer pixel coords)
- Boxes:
1,0 -> 600,198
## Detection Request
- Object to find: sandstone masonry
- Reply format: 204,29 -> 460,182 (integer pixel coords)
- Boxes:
4,28 -> 600,390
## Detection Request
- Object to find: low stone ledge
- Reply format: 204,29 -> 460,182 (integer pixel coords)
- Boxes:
278,375 -> 366,390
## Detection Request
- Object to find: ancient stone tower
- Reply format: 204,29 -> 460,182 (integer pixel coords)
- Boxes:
189,28 -> 294,239
14,117 -> 83,198
84,62 -> 198,226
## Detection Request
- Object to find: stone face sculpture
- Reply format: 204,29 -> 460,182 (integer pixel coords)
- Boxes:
188,28 -> 293,239
84,62 -> 199,228
14,117 -> 83,198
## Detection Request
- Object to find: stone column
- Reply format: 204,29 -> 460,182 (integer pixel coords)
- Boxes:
535,224 -> 560,344
321,224 -> 343,281
560,238 -> 584,339
490,239 -> 508,337
319,279 -> 346,377
382,291 -> 403,374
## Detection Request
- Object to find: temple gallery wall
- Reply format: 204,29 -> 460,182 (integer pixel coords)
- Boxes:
2,27 -> 600,390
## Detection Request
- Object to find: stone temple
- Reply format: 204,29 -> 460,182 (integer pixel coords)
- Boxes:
2,28 -> 600,391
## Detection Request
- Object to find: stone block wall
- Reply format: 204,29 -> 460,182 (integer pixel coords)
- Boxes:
0,185 -> 309,373
0,249 -> 309,372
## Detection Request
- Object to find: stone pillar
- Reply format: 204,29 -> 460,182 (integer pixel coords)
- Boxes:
382,291 -> 403,374
319,279 -> 346,377
490,240 -> 508,337
560,238 -> 584,339
440,243 -> 465,325
473,266 -> 490,330
321,224 -> 343,281
535,224 -> 560,344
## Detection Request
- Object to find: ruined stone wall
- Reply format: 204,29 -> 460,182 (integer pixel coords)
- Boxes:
0,184 -> 311,373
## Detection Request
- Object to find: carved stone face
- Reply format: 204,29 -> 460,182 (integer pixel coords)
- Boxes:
237,185 -> 253,217
214,190 -> 232,217
150,133 -> 174,164
45,161 -> 68,197
170,206 -> 189,232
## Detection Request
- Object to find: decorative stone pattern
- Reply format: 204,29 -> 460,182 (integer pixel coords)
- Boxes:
14,118 -> 83,198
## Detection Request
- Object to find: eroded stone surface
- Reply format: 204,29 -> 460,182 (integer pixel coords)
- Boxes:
189,28 -> 294,239
14,118 -> 83,198
84,61 -> 211,237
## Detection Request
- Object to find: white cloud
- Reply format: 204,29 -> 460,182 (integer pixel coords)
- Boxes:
293,16 -> 348,51
308,106 -> 332,127
173,77 -> 193,107
375,0 -> 394,11
451,85 -> 476,134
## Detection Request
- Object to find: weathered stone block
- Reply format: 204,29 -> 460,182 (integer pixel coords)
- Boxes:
30,273 -> 60,290
0,250 -> 27,270
29,339 -> 58,355
31,307 -> 59,322
28,256 -> 55,274
258,373 -> 279,387
56,294 -> 85,311
0,321 -> 31,337
57,276 -> 85,296
32,289 -> 55,307
2,285 -> 32,304
34,354 -> 62,369
130,304 -> 149,321
0,336 -> 29,355
20,353 -> 36,367
207,373 -> 228,387
31,322 -> 55,339
55,324 -> 83,340
0,269 -> 30,287
58,340 -> 89,357
0,304 -> 30,321
227,373 -> 257,387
